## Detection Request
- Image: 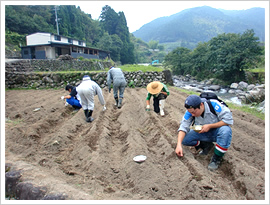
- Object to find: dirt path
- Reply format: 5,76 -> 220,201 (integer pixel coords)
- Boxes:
4,87 -> 265,200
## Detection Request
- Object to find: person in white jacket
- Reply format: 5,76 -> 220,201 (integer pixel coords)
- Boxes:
69,75 -> 106,122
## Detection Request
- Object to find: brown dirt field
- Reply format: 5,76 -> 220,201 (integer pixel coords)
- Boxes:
4,87 -> 266,200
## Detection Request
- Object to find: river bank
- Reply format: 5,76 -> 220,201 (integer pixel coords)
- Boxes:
172,75 -> 265,113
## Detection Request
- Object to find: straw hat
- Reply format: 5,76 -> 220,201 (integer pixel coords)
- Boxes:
147,81 -> 163,94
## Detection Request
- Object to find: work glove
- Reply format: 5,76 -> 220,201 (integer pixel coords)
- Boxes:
61,96 -> 65,100
146,105 -> 150,111
102,105 -> 107,111
65,102 -> 69,106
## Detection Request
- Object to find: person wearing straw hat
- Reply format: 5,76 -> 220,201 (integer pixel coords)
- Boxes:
146,81 -> 170,116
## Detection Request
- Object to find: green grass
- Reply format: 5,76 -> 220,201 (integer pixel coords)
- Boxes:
119,64 -> 164,72
247,68 -> 265,73
33,64 -> 165,74
227,103 -> 264,120
34,70 -> 107,74
173,87 -> 264,120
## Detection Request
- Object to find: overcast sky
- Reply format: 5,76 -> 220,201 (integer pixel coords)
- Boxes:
2,1 -> 268,33
75,1 -> 269,32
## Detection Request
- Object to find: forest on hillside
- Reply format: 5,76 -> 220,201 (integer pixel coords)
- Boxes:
5,5 -> 166,64
5,5 -> 137,64
133,6 -> 265,50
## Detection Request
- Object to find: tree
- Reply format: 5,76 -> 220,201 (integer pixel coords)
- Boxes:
207,29 -> 263,83
164,47 -> 192,75
99,6 -> 135,64
148,40 -> 159,49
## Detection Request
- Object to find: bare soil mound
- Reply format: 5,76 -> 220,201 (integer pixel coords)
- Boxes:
5,87 -> 265,200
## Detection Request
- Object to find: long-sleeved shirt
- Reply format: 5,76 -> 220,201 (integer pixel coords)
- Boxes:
178,99 -> 233,133
107,67 -> 126,88
70,79 -> 105,110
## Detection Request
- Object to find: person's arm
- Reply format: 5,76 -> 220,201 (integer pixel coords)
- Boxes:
175,111 -> 193,156
200,121 -> 228,133
175,131 -> 186,157
107,70 -> 112,90
95,84 -> 105,106
64,95 -> 71,99
62,88 -> 77,100
146,93 -> 152,110
200,100 -> 233,133
161,84 -> 170,96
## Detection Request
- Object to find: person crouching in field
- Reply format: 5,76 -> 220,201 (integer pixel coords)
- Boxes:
175,95 -> 233,171
145,81 -> 170,116
61,85 -> 82,110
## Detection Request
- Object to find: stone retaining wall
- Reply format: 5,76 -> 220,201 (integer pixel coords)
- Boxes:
5,59 -> 112,72
5,60 -> 173,89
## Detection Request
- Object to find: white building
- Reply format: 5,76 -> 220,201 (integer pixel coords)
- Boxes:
21,32 -> 110,60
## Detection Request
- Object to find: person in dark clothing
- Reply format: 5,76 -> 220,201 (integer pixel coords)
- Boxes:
61,85 -> 82,110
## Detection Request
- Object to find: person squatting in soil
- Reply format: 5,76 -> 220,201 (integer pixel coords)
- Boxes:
68,75 -> 106,122
61,85 -> 82,110
175,94 -> 233,171
146,81 -> 170,116
107,66 -> 127,108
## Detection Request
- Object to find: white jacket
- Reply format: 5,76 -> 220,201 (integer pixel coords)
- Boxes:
76,79 -> 105,110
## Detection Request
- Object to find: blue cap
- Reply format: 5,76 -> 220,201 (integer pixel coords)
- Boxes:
185,95 -> 201,109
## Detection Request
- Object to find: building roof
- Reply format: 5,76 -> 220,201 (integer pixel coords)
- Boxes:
26,32 -> 85,43
22,37 -> 110,53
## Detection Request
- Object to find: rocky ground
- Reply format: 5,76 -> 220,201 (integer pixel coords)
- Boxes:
4,87 -> 266,201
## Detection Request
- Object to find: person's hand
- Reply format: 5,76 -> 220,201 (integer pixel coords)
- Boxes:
146,105 -> 150,111
61,96 -> 65,100
199,124 -> 211,133
175,144 -> 184,157
103,105 -> 107,111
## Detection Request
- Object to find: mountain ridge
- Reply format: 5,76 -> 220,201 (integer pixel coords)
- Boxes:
132,6 -> 265,49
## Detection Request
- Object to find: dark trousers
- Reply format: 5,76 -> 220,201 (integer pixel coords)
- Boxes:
153,93 -> 167,113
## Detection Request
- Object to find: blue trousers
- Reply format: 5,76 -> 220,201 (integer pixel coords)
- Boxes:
66,97 -> 82,109
182,126 -> 232,149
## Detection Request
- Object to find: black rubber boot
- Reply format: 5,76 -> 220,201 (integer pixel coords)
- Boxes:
208,153 -> 223,171
195,141 -> 214,155
118,98 -> 123,109
84,109 -> 89,118
114,97 -> 118,106
85,110 -> 94,122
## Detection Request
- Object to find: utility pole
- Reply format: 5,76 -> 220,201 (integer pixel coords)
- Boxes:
54,5 -> 60,35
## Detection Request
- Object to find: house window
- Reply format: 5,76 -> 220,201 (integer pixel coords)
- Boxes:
68,38 -> 73,43
54,35 -> 61,41
78,41 -> 83,46
24,50 -> 29,55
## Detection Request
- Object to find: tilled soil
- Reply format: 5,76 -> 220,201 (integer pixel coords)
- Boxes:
4,87 -> 265,200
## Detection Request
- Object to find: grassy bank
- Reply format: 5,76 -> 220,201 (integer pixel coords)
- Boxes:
34,64 -> 164,74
